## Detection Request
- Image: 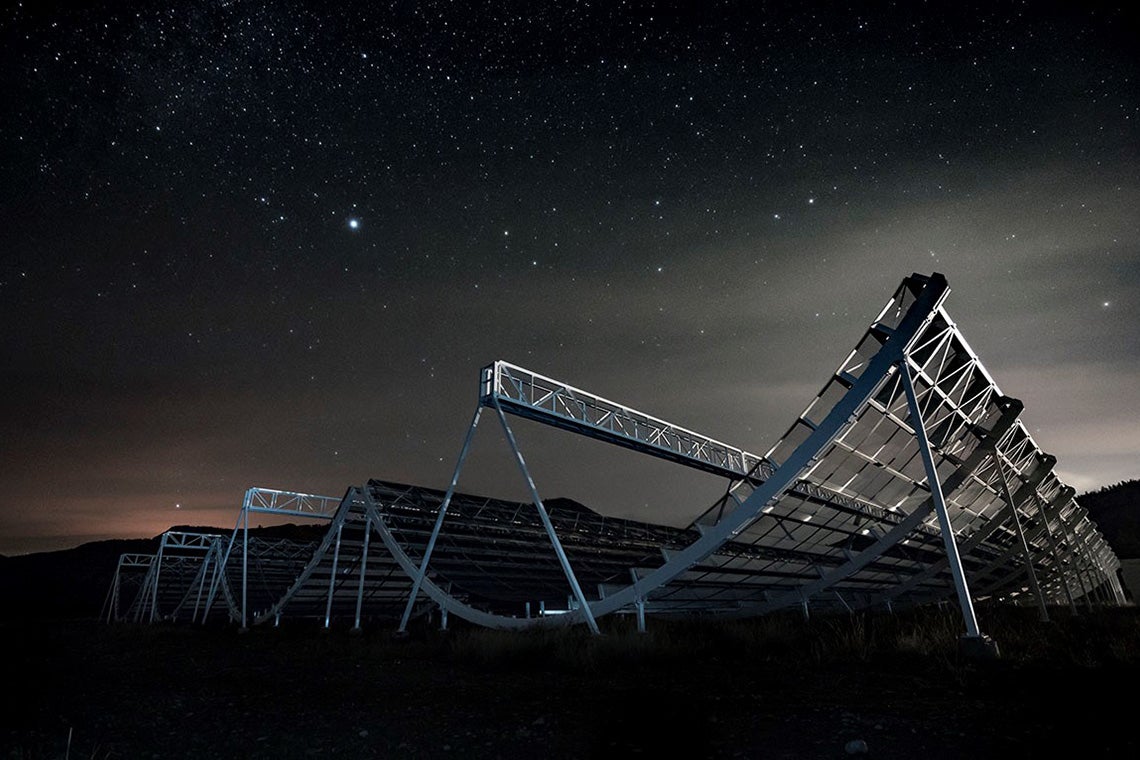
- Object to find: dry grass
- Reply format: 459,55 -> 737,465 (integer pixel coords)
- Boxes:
436,604 -> 1140,674
5,606 -> 1139,759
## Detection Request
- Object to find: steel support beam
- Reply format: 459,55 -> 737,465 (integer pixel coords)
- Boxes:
993,455 -> 1049,622
353,516 -> 372,631
149,534 -> 167,623
899,360 -> 982,639
191,546 -> 213,623
767,395 -> 1022,616
492,400 -> 601,635
1034,492 -> 1078,612
242,491 -> 251,629
323,523 -> 344,629
397,405 -> 484,633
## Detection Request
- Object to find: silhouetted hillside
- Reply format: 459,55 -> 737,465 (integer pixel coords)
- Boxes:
0,523 -> 327,622
0,538 -> 158,621
1082,479 -> 1140,559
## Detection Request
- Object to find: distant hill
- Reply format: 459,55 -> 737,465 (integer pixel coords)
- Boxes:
1081,479 -> 1140,559
0,537 -> 159,621
0,523 -> 326,622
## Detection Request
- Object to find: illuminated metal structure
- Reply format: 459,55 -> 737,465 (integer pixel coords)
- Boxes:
110,274 -> 1124,640
203,488 -> 340,628
104,531 -> 237,623
103,553 -> 154,623
368,272 -> 1123,644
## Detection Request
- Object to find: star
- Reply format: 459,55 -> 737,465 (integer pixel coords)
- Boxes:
348,218 -> 360,230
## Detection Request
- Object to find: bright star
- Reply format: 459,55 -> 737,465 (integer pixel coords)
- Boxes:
348,218 -> 360,230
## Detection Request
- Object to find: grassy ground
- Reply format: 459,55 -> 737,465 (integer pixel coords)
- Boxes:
3,605 -> 1138,758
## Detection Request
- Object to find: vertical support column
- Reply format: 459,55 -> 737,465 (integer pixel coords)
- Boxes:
150,534 -> 168,623
203,500 -> 246,625
1069,543 -> 1093,608
440,605 -> 449,631
241,490 -> 251,630
111,565 -> 120,623
993,456 -> 1049,622
353,516 -> 372,631
1104,551 -> 1126,605
191,546 -> 213,624
398,406 -> 484,634
1056,509 -> 1094,610
133,575 -> 146,622
899,361 -> 984,641
1069,522 -> 1099,607
1109,571 -> 1127,606
628,568 -> 643,632
493,401 -> 601,635
1079,542 -> 1103,606
1092,564 -> 1110,605
1036,494 -> 1077,613
1059,489 -> 1097,611
1095,549 -> 1118,605
107,558 -> 123,623
324,522 -> 344,629
201,551 -> 223,624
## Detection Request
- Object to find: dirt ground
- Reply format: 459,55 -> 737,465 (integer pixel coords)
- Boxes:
3,610 -> 1138,759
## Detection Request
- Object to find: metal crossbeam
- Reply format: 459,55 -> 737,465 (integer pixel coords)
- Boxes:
203,486 -> 341,628
483,360 -> 770,481
246,488 -> 341,519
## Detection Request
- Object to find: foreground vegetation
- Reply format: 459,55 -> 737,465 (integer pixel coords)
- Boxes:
3,605 -> 1138,758
442,603 -> 1140,672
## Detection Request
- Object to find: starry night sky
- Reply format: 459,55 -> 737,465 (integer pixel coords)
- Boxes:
2,1 -> 1137,554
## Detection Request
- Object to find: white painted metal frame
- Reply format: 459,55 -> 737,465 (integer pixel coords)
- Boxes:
369,272 -> 1121,634
117,273 -> 1122,634
203,487 -> 340,628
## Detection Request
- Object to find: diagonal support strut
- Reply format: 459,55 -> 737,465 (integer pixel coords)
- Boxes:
898,359 -> 983,640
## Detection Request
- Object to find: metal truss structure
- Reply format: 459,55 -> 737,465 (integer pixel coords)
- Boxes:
102,553 -> 154,623
110,274 -> 1124,641
373,272 -> 1123,641
203,487 -> 339,628
104,531 -> 238,623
